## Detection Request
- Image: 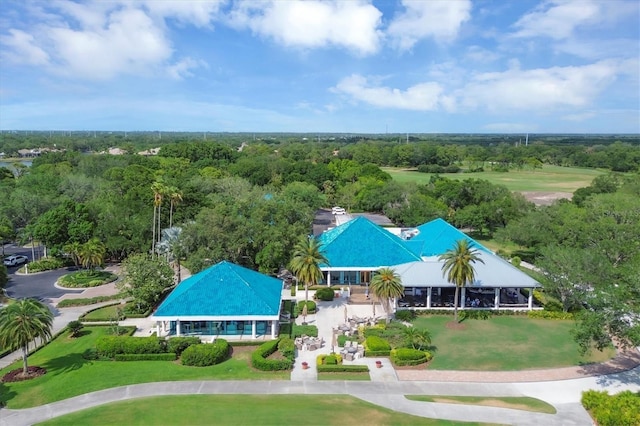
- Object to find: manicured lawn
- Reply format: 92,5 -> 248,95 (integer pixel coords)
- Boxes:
80,303 -> 125,321
37,395 -> 495,426
382,165 -> 604,192
415,316 -> 615,370
0,327 -> 288,409
405,395 -> 556,414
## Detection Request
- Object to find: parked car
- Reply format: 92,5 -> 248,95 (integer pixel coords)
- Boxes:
3,254 -> 29,266
332,206 -> 346,215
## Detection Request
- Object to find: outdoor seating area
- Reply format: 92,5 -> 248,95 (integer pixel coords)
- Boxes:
340,340 -> 365,361
295,335 -> 324,351
335,315 -> 376,335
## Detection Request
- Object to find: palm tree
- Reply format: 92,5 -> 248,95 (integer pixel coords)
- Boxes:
168,187 -> 183,229
370,267 -> 404,324
0,298 -> 53,375
402,326 -> 432,350
151,181 -> 166,257
63,241 -> 82,269
439,239 -> 485,323
79,238 -> 106,270
289,236 -> 328,304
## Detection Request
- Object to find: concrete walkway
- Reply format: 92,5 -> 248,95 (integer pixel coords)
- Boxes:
2,288 -> 640,425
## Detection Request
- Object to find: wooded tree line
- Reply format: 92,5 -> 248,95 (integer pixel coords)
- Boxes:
0,134 -> 638,351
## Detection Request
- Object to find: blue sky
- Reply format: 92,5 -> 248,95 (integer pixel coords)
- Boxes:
1,0 -> 638,133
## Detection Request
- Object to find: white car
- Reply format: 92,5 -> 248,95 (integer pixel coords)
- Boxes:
331,206 -> 346,215
3,255 -> 29,267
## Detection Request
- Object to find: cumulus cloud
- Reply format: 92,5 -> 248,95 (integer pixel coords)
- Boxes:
226,0 -> 383,55
0,0 -> 219,80
387,0 -> 471,50
458,60 -> 622,111
332,74 -> 446,111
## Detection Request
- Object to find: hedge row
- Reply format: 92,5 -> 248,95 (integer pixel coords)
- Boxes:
292,324 -> 318,338
317,365 -> 369,373
181,339 -> 229,366
314,287 -> 334,301
251,339 -> 293,371
365,335 -> 391,352
278,337 -> 295,359
115,353 -> 177,361
57,294 -> 123,307
167,337 -> 202,356
95,336 -> 165,358
316,353 -> 343,366
391,348 -> 432,366
527,310 -> 575,320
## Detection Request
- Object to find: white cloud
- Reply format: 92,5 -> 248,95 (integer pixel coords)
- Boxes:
332,74 -> 445,111
387,0 -> 471,50
512,0 -> 638,40
465,45 -> 500,63
227,0 -> 383,55
167,57 -> 207,80
141,0 -> 224,28
459,60 -> 622,112
0,29 -> 50,65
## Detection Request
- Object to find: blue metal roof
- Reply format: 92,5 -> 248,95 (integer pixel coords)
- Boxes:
154,261 -> 282,317
410,218 -> 492,257
318,216 -> 422,268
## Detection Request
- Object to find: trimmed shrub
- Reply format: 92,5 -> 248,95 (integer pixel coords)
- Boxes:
57,294 -> 123,307
279,323 -> 292,337
365,335 -> 391,352
167,337 -> 202,356
95,336 -> 126,358
25,257 -> 65,273
391,348 -> 432,366
277,337 -> 295,359
95,335 -> 164,358
337,335 -> 358,347
314,287 -> 334,301
181,339 -> 230,366
292,324 -> 318,338
251,339 -> 294,371
582,390 -> 640,426
115,353 -> 177,361
297,299 -> 317,313
395,310 -> 416,322
527,310 -> 575,320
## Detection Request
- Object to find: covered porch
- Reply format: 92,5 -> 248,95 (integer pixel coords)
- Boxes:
155,317 -> 279,340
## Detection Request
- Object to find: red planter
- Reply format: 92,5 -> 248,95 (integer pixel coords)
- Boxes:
375,361 -> 382,368
302,362 -> 309,370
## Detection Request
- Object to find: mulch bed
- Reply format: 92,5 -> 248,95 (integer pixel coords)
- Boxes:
1,366 -> 47,383
445,321 -> 466,330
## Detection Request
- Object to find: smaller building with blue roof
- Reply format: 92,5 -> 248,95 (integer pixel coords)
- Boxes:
152,261 -> 283,339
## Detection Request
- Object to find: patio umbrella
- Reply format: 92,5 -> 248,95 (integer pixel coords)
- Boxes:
331,332 -> 337,354
344,305 -> 348,324
301,303 -> 308,325
372,299 -> 376,318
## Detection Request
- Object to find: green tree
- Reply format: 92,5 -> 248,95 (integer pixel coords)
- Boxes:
289,236 -> 328,303
370,267 -> 404,324
66,320 -> 84,338
167,186 -> 183,229
63,241 -> 83,269
118,253 -> 174,312
0,298 -> 53,375
439,240 -> 485,323
79,238 -> 106,270
402,326 -> 432,350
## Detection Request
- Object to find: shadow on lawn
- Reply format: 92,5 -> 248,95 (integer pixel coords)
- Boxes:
42,351 -> 92,375
0,381 -> 17,406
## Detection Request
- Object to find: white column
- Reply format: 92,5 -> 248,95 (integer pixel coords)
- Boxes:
176,319 -> 181,336
326,271 -> 331,287
271,320 -> 277,339
427,287 -> 432,308
494,288 -> 500,309
528,289 -> 533,310
251,321 -> 256,339
461,287 -> 466,309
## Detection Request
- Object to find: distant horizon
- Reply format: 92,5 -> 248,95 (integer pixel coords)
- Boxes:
1,1 -> 638,133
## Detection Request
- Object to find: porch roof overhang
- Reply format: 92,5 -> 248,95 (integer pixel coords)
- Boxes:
151,314 -> 280,322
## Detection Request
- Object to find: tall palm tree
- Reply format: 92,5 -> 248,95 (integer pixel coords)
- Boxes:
289,236 -> 328,304
79,238 -> 106,270
151,181 -> 166,257
168,187 -> 183,229
370,267 -> 404,324
439,239 -> 485,323
0,298 -> 53,375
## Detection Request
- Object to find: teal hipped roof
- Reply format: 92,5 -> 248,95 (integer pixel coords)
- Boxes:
154,261 -> 282,318
410,218 -> 492,257
318,216 -> 422,268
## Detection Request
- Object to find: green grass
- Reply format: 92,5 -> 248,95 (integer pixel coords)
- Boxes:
317,371 -> 370,381
405,395 -> 556,414
58,270 -> 117,288
37,395 -> 496,426
382,165 -> 604,192
80,303 -> 126,321
415,316 -> 615,370
0,327 -> 288,409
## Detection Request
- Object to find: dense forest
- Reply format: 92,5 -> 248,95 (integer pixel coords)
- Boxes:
1,133 -> 639,350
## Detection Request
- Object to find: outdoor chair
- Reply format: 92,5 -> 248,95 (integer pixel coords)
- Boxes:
345,353 -> 354,361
